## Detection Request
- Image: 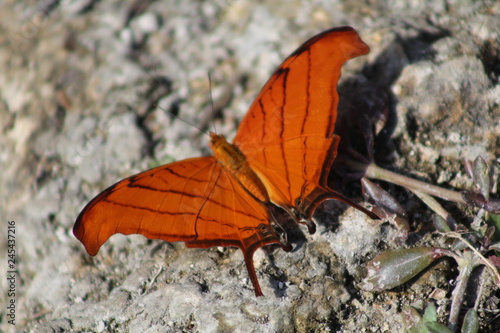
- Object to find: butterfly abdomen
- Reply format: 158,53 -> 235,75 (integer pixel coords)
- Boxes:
209,132 -> 270,203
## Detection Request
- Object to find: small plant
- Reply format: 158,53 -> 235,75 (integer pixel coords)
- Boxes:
334,94 -> 499,331
403,303 -> 453,333
358,156 -> 500,331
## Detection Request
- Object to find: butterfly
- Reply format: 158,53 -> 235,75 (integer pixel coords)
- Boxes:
73,26 -> 376,296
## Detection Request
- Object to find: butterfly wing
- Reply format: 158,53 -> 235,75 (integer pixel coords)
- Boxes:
233,27 -> 375,231
73,157 -> 287,296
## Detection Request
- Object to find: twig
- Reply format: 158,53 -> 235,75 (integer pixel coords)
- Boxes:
363,163 -> 466,203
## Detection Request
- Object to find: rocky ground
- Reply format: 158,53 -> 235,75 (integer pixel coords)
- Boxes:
1,0 -> 499,332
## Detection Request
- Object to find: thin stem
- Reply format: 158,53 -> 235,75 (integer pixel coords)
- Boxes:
364,163 -> 466,203
448,252 -> 474,331
446,232 -> 500,283
410,189 -> 457,229
474,267 -> 486,312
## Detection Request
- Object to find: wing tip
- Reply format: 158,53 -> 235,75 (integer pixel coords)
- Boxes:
73,213 -> 101,256
292,26 -> 370,60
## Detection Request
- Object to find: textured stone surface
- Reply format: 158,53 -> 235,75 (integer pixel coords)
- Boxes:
1,0 -> 499,332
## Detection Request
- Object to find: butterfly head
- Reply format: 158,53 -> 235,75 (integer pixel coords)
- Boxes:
209,131 -> 224,142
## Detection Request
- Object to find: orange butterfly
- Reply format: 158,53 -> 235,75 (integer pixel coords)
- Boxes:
73,26 -> 376,296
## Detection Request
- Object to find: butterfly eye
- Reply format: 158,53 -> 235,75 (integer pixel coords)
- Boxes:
295,197 -> 303,206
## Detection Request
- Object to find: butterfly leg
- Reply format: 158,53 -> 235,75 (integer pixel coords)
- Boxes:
266,204 -> 293,252
292,185 -> 379,235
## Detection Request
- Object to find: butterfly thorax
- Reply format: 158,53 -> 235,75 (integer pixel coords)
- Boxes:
209,132 -> 269,203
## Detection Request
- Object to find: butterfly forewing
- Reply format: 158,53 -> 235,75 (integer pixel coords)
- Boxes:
74,157 -> 279,255
232,27 -> 370,218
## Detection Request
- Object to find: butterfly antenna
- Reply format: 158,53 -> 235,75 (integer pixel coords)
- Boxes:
208,72 -> 217,134
154,104 -> 209,136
